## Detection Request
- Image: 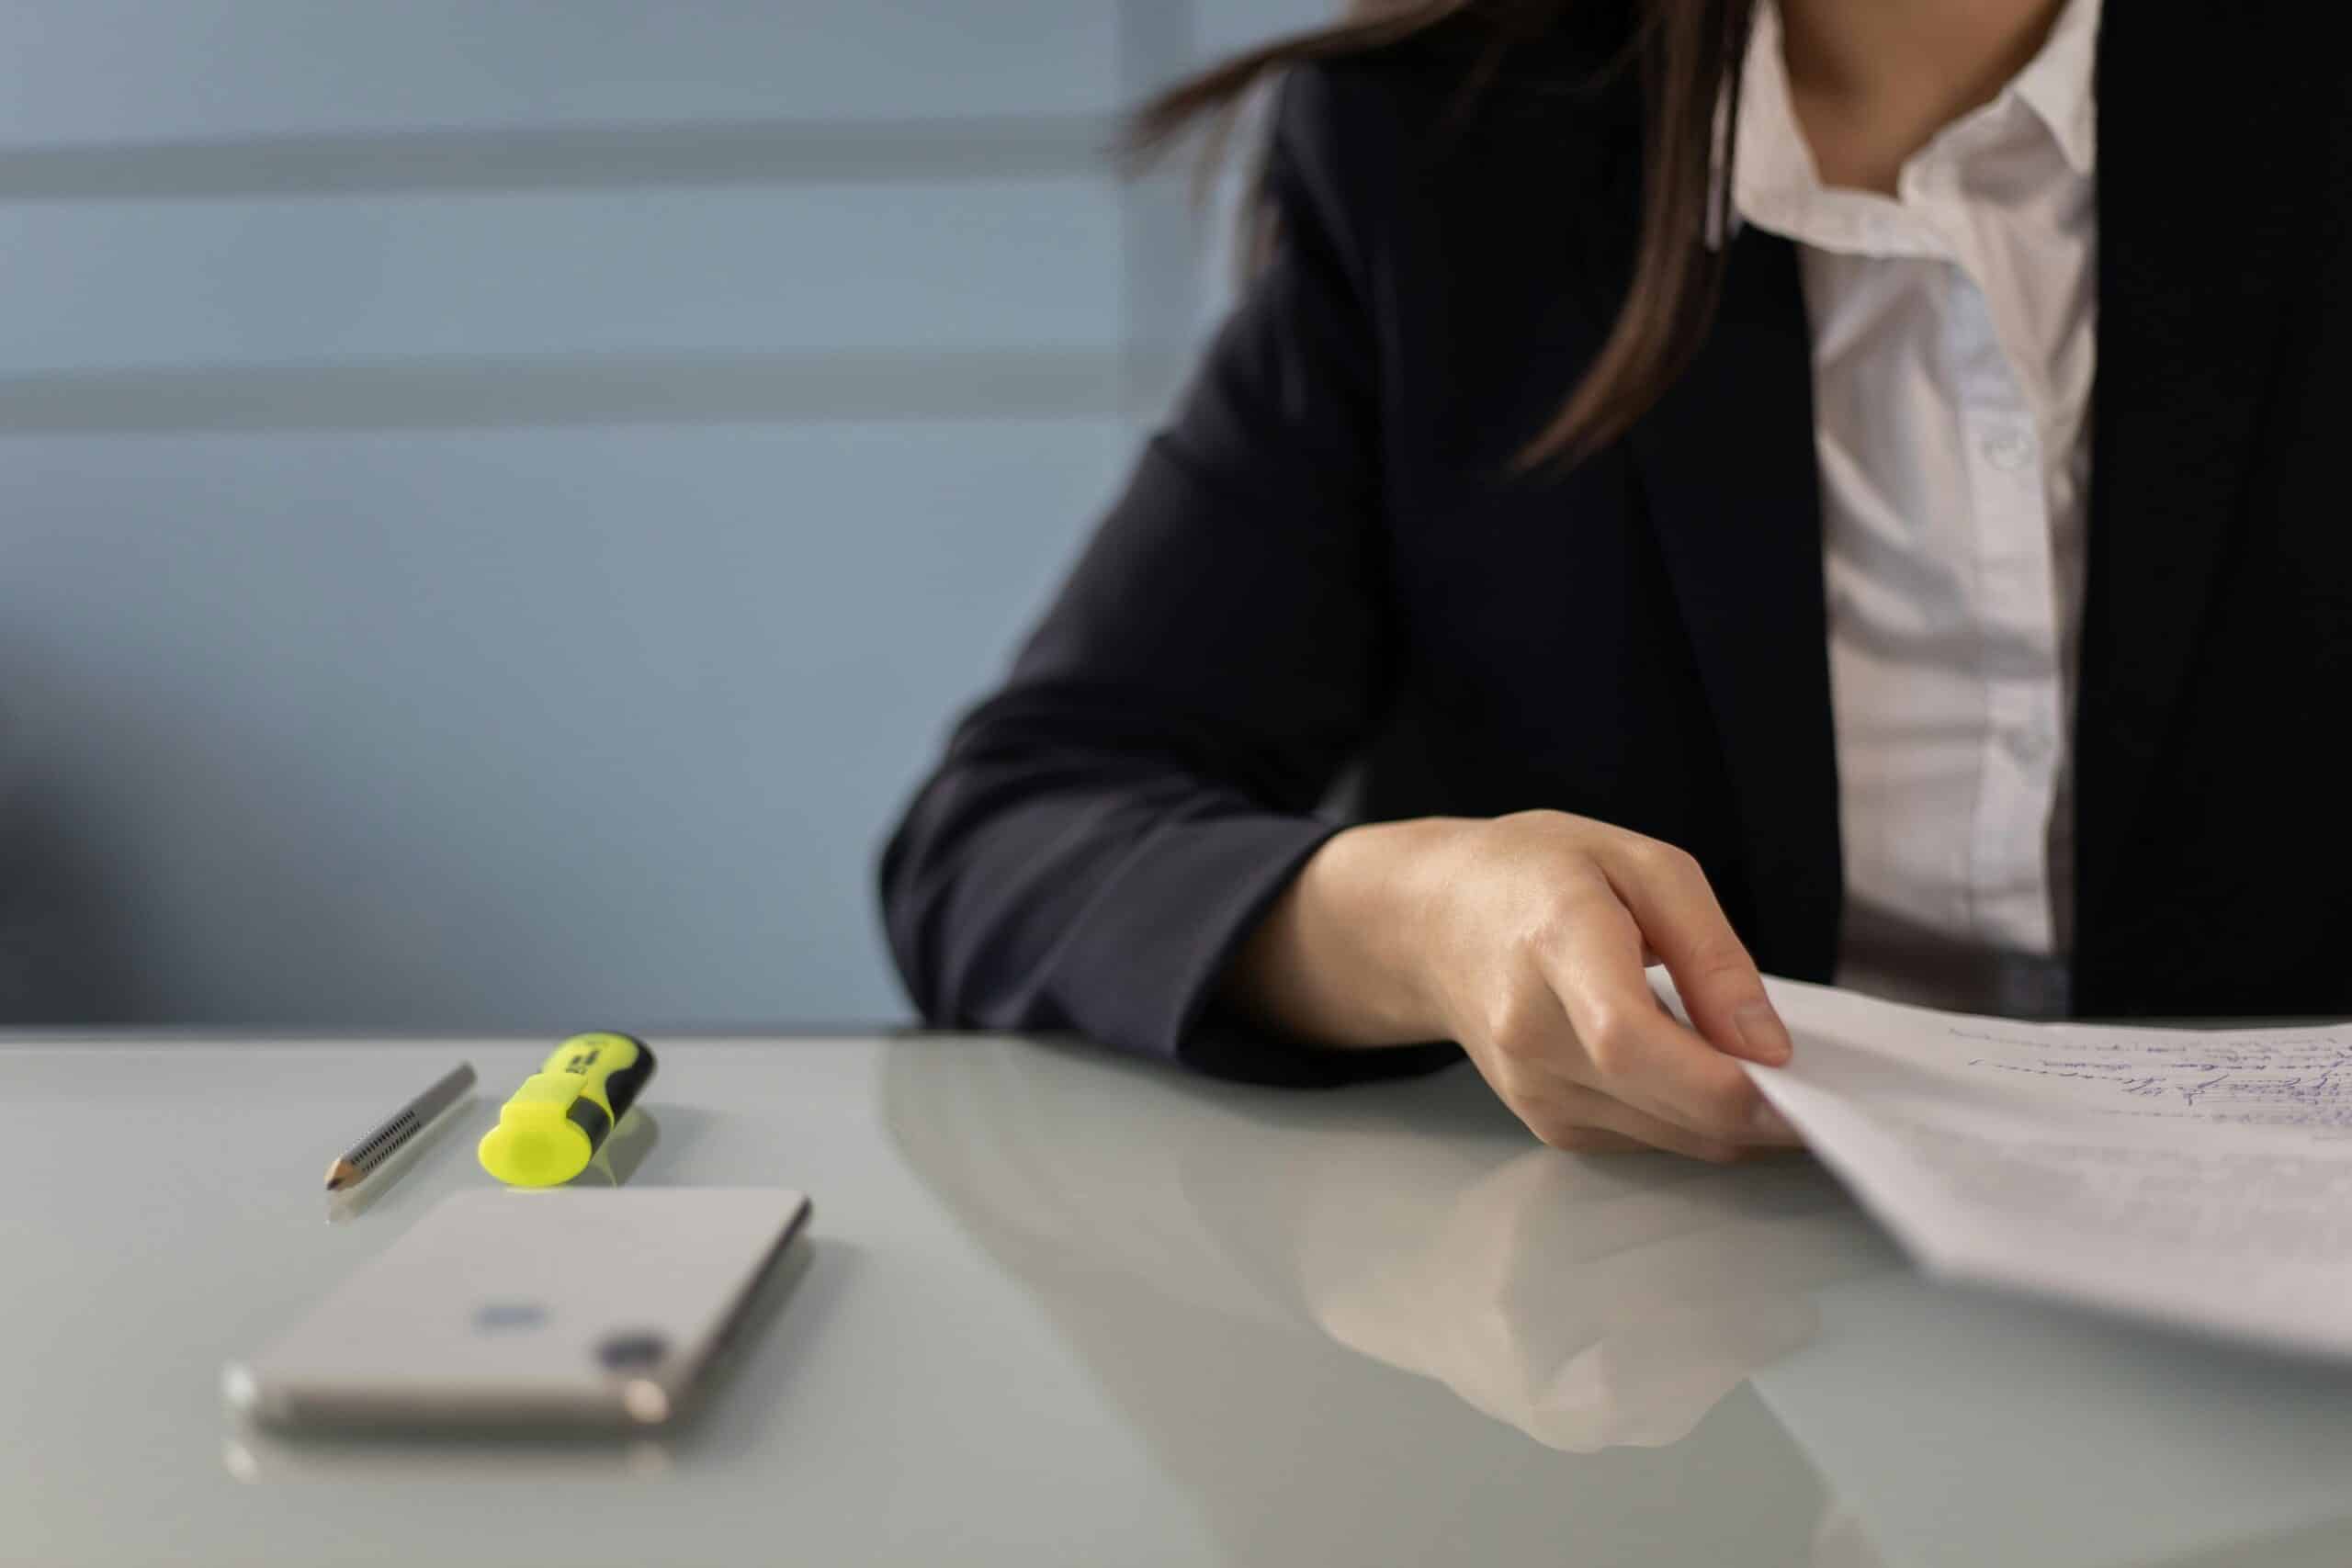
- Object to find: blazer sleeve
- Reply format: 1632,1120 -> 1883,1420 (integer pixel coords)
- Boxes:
878,68 -> 1460,1088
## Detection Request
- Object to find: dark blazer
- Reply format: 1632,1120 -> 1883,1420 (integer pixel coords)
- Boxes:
882,4 -> 2352,1086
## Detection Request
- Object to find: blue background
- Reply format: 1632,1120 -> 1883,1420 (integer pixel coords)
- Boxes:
0,0 -> 1327,1026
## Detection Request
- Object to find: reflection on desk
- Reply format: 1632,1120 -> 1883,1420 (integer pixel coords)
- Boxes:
883,1035 -> 1891,1450
570,1107 -> 662,1190
223,1427 -> 673,1485
880,1033 -> 2352,1568
881,1036 -> 1879,1563
1279,1143 -> 1892,1452
322,1103 -> 661,1225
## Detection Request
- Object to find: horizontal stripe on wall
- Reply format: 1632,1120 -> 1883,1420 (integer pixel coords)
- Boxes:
0,116 -> 1130,202
0,349 -> 1193,433
0,181 -> 1126,374
0,2 -> 1126,147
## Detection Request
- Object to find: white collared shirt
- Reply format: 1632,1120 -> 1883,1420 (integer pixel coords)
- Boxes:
1731,0 -> 2100,1014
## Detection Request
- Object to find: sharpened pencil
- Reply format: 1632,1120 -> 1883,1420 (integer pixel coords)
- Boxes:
324,1063 -> 477,1192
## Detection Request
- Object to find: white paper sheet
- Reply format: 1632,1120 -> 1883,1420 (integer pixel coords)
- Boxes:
1659,974 -> 2352,1357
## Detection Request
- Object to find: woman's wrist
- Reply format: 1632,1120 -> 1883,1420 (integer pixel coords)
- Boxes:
1222,817 -> 1476,1048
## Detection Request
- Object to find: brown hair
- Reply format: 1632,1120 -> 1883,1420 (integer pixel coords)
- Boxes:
1129,0 -> 1758,468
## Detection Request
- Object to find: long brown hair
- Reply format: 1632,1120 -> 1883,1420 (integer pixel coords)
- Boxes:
1129,0 -> 1758,468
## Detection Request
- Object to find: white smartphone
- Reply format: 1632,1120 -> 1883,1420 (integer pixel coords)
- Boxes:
225,1187 -> 812,1434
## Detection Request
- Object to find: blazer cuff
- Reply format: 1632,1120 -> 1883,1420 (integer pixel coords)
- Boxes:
1047,811 -> 1464,1088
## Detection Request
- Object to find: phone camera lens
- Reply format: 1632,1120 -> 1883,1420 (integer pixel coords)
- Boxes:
595,1331 -> 671,1371
474,1302 -> 547,1331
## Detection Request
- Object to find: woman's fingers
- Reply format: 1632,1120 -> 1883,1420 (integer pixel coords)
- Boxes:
1400,809 -> 1804,1159
1598,836 -> 1792,1067
1531,884 -> 1796,1146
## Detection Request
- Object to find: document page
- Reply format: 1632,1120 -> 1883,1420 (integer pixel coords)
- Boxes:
1660,976 -> 2352,1357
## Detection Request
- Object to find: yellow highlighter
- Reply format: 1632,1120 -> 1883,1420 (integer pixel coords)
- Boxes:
478,1032 -> 659,1188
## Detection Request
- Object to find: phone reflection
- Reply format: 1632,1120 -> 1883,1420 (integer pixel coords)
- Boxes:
222,1428 -> 673,1484
879,1035 -> 1895,1456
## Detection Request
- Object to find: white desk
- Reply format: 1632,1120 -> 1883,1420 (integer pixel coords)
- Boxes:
11,1030 -> 2352,1567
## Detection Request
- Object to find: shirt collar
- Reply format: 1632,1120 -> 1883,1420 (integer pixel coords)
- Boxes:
2008,0 -> 2100,176
1721,0 -> 2101,245
1724,1 -> 1819,247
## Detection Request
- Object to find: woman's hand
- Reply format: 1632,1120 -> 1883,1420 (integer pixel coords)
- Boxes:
1224,811 -> 1802,1161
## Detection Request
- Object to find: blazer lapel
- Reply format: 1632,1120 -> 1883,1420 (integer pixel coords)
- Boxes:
2072,0 -> 2316,931
1623,229 -> 1842,980
1496,66 -> 1836,976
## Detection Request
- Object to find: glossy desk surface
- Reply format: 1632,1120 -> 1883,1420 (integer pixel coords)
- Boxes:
10,1030 -> 2352,1568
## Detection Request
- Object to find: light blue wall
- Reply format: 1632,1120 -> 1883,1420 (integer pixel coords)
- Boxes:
0,0 -> 1328,1028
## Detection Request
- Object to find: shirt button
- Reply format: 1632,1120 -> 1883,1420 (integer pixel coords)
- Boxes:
1983,427 -> 2037,472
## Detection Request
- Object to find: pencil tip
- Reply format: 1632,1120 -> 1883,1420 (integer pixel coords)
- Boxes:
324,1160 -> 357,1191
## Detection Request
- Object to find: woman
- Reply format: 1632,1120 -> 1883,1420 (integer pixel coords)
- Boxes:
881,0 -> 2350,1159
